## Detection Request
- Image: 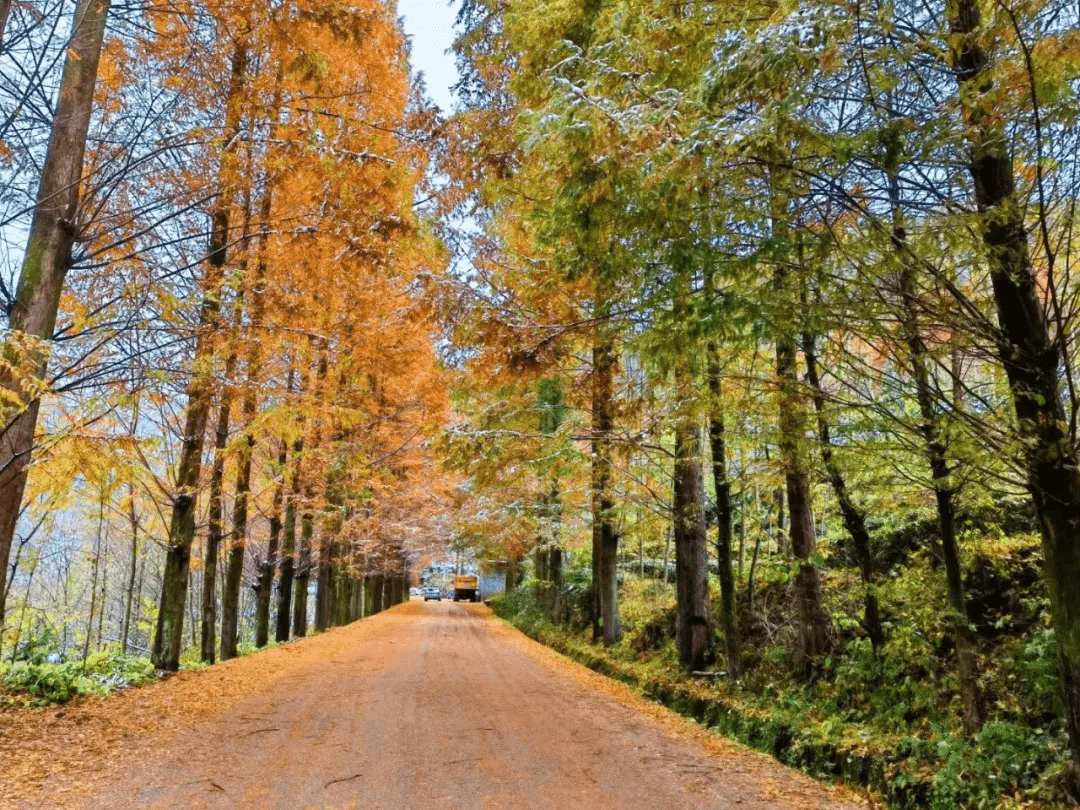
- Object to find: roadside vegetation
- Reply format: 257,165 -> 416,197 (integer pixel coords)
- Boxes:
491,520 -> 1071,809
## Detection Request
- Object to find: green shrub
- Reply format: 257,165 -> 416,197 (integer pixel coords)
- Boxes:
0,651 -> 157,707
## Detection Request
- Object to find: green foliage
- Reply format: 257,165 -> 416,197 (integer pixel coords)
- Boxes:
490,587 -> 554,641
0,651 -> 157,707
494,536 -> 1072,809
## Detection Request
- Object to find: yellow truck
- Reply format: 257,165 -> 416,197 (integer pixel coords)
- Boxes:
452,575 -> 480,602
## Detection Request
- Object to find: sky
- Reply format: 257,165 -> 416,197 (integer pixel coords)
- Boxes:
396,0 -> 461,113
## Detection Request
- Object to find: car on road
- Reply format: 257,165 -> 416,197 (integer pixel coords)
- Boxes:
423,586 -> 441,602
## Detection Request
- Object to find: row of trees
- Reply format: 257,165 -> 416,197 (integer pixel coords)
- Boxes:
442,0 -> 1080,767
0,0 -> 448,668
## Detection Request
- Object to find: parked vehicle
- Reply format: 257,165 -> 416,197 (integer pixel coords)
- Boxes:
452,575 -> 480,602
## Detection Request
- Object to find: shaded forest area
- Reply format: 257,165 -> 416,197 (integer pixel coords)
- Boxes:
439,0 -> 1080,808
0,0 -> 449,689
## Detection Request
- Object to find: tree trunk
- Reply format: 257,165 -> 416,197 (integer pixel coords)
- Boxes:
315,530 -> 337,631
219,537 -> 244,658
673,421 -> 711,671
706,347 -> 741,677
803,332 -> 885,656
121,482 -> 139,654
225,167 -> 277,657
255,441 -> 287,648
0,0 -> 110,642
383,570 -> 392,609
151,41 -> 248,671
0,0 -> 11,51
776,330 -> 832,672
591,335 -> 621,645
292,509 -> 312,637
769,171 -> 831,675
549,544 -> 564,623
221,331 -> 254,663
275,482 -> 298,642
201,384 -> 231,664
942,1 -> 1078,743
131,549 -> 146,651
83,493 -> 105,661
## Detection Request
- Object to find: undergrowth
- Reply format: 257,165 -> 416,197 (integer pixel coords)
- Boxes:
492,531 -> 1076,810
0,651 -> 157,707
1,636 -> 285,707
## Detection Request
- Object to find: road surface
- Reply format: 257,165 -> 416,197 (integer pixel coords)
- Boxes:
2,601 -> 867,809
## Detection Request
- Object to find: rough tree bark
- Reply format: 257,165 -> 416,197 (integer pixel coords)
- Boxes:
944,0 -> 1076,744
151,40 -> 248,670
673,421 -> 711,671
591,334 -> 621,646
0,0 -> 110,644
254,441 -> 287,648
274,446 -> 300,642
121,483 -> 139,654
200,382 -> 232,664
292,507 -> 313,637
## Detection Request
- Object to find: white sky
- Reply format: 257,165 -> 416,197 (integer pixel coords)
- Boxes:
396,0 -> 460,113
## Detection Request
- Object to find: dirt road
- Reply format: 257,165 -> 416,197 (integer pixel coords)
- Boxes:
2,601 -> 868,810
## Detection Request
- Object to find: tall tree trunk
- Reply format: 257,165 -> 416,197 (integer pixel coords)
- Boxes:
291,343 -> 328,638
673,420 -> 711,671
83,492 -> 106,661
151,41 -> 248,671
776,328 -> 831,672
220,394 -> 251,662
505,553 -> 517,593
315,530 -> 336,631
706,361 -> 741,677
224,159 -> 277,658
380,568 -> 391,611
292,508 -> 312,637
0,0 -> 110,644
219,525 -> 245,658
200,382 -> 231,664
95,538 -> 108,650
275,456 -> 300,642
942,0 -> 1080,741
365,574 -> 379,616
770,189 -> 830,673
203,305 -> 242,664
549,543 -> 564,623
121,483 -> 139,654
131,548 -> 146,651
591,335 -> 621,645
255,441 -> 287,648
803,332 -> 885,657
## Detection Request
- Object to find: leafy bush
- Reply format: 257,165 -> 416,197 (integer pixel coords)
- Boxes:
0,651 -> 157,707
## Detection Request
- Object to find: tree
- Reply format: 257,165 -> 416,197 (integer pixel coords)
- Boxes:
0,0 -> 111,646
945,0 -> 1080,760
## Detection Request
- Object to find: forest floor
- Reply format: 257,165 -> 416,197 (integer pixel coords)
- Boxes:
0,601 -> 871,810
